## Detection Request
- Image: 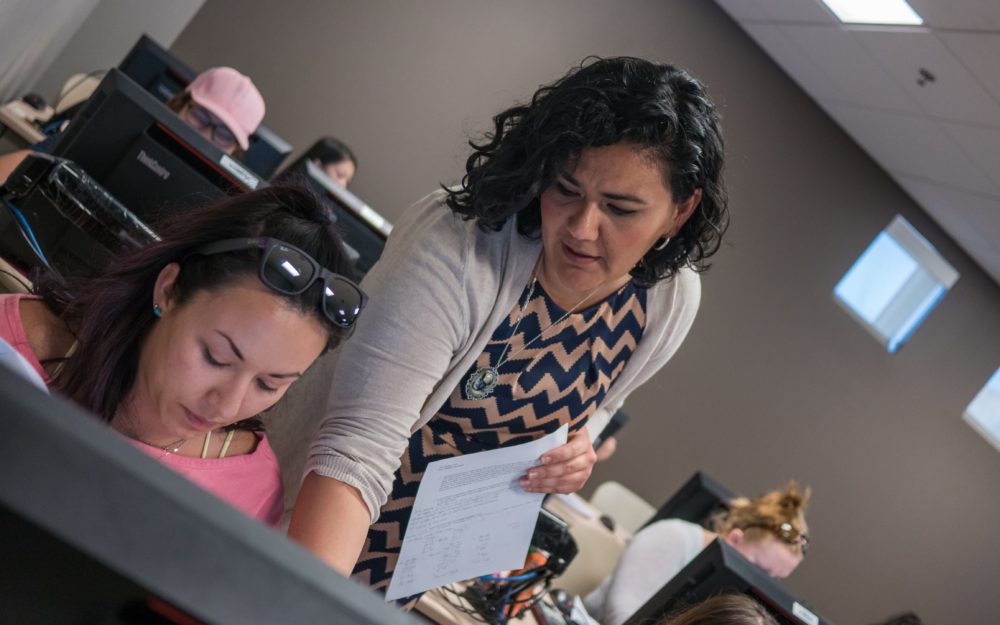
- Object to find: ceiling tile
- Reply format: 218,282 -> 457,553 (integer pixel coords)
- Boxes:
853,29 -> 1000,127
908,0 -> 1000,31
940,32 -> 1000,105
714,0 -> 771,22
748,0 -> 837,24
781,24 -> 921,113
741,22 -> 841,100
824,103 -> 998,195
899,175 -> 1000,282
942,121 -> 1000,191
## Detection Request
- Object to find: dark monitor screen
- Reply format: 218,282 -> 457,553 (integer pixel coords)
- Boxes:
118,34 -> 292,178
0,69 -> 263,276
0,372 -> 418,625
643,471 -> 736,530
118,33 -> 196,101
623,540 -> 834,625
52,68 -> 264,223
280,158 -> 390,277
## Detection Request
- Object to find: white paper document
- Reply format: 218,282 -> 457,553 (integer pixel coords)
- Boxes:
385,424 -> 569,601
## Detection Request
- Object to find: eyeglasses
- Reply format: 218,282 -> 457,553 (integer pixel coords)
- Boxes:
742,522 -> 809,555
185,104 -> 238,150
187,237 -> 367,329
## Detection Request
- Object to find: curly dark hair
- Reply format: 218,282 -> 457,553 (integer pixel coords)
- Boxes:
444,56 -> 728,284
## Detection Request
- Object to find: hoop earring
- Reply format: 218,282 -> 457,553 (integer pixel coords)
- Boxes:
652,236 -> 671,251
153,304 -> 162,317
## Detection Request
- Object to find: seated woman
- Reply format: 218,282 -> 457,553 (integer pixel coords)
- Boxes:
273,136 -> 358,189
164,66 -> 265,158
0,66 -> 265,183
660,594 -> 778,625
301,137 -> 357,188
585,482 -> 810,625
0,186 -> 365,526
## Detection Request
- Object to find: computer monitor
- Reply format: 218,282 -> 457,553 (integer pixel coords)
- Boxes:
281,158 -> 390,277
643,471 -> 736,530
53,68 -> 264,219
118,33 -> 196,101
118,34 -> 293,178
0,371 -> 418,625
0,68 -> 263,275
623,540 -> 834,625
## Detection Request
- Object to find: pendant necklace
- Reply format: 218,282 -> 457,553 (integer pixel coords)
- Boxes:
465,270 -> 604,401
113,415 -> 190,458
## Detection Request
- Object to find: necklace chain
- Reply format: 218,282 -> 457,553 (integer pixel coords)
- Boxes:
464,266 -> 605,400
112,415 -> 191,457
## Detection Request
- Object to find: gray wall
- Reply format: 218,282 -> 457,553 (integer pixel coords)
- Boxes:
0,0 -> 100,102
173,2 -> 1000,623
29,0 -> 204,103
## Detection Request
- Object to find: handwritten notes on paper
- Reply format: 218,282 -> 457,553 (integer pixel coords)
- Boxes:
384,425 -> 568,601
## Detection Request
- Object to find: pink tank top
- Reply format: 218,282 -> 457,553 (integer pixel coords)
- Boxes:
0,294 -> 285,526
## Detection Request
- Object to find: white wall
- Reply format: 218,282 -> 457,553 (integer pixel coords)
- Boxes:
28,0 -> 205,104
0,0 -> 100,102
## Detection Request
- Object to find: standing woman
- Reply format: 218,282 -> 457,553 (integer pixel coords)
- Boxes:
288,57 -> 729,595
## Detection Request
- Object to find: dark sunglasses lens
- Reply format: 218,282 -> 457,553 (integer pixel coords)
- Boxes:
213,126 -> 237,147
322,278 -> 363,327
262,245 -> 315,293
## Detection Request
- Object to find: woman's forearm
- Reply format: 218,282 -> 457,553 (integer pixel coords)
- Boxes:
287,472 -> 371,575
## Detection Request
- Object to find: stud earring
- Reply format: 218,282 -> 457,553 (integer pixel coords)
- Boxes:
153,304 -> 162,317
652,236 -> 671,251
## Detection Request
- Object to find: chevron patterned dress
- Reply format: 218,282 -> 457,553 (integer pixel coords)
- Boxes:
352,279 -> 647,603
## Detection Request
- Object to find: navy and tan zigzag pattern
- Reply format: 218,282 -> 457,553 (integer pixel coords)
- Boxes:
352,280 -> 647,603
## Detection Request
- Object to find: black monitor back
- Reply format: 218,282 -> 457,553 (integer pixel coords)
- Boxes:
623,540 -> 833,625
118,33 -> 196,101
118,34 -> 292,178
278,158 -> 390,277
0,372 -> 417,625
643,471 -> 736,530
53,68 -> 264,223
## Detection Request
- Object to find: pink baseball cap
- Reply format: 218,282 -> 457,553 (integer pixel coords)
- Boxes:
187,67 -> 265,150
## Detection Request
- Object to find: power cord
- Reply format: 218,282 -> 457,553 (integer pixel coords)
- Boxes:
4,200 -> 52,269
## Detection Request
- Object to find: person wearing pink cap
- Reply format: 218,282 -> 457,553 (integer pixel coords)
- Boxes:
165,66 -> 266,157
0,67 -> 265,183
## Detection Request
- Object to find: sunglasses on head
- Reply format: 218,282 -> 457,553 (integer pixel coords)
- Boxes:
743,522 -> 809,555
187,237 -> 367,329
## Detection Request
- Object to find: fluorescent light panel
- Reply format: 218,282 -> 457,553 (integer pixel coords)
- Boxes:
820,0 -> 924,25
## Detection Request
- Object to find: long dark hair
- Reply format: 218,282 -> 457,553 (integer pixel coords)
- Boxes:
303,136 -> 357,169
37,185 -> 355,423
445,56 -> 728,285
663,595 -> 778,625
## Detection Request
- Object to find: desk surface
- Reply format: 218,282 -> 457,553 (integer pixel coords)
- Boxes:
0,101 -> 47,144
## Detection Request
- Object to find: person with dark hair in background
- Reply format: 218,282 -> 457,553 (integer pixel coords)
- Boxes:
299,136 -> 358,188
287,56 -> 729,600
660,594 -> 779,625
0,186 -> 365,526
586,482 -> 811,625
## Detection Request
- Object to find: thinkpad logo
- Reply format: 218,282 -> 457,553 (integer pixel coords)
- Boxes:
137,150 -> 170,181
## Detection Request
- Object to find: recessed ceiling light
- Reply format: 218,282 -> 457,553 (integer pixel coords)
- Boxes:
819,0 -> 924,25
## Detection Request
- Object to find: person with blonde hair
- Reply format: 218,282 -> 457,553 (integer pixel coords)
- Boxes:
585,481 -> 810,625
661,594 -> 778,625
